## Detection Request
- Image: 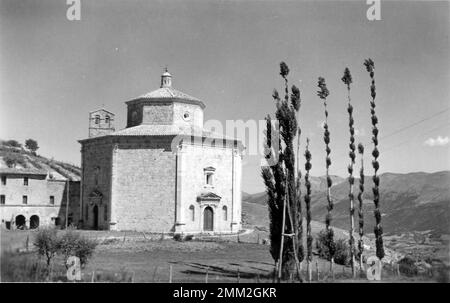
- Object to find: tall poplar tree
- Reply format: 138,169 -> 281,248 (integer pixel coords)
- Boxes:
304,138 -> 313,281
341,67 -> 356,277
357,143 -> 365,272
262,62 -> 303,280
317,77 -> 336,274
363,58 -> 385,260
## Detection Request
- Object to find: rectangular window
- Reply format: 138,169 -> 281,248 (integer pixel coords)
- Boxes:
1,176 -> 6,185
22,195 -> 28,205
0,195 -> 5,205
49,196 -> 55,205
24,177 -> 28,186
206,173 -> 213,185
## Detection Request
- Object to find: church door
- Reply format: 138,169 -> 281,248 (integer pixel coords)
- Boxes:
203,207 -> 214,231
93,205 -> 99,230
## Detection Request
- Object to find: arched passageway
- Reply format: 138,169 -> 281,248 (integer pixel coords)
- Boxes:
15,215 -> 26,230
30,215 -> 40,229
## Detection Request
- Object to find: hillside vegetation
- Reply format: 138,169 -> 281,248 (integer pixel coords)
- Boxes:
0,140 -> 80,181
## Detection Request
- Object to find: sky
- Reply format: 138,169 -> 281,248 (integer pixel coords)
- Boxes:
1,0 -> 449,194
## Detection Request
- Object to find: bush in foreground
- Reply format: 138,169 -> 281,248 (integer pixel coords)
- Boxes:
398,256 -> 418,276
316,229 -> 355,266
58,230 -> 97,268
34,228 -> 59,267
34,228 -> 97,269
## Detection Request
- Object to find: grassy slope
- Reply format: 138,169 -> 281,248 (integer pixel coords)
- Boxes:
0,143 -> 80,181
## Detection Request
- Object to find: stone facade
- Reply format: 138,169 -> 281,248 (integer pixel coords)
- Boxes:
79,70 -> 243,233
0,171 -> 80,230
80,139 -> 113,230
89,109 -> 115,138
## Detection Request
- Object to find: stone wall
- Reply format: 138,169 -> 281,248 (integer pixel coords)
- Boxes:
80,135 -> 242,234
110,136 -> 177,232
81,139 -> 113,230
142,103 -> 174,125
177,142 -> 242,234
172,103 -> 204,129
0,176 -> 80,229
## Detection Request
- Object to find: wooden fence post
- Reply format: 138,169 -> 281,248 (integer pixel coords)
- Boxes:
331,259 -> 335,280
169,265 -> 173,283
205,267 -> 209,283
152,266 -> 159,282
307,261 -> 311,282
237,267 -> 240,283
316,260 -> 319,281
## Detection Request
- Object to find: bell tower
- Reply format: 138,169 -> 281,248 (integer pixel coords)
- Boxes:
89,109 -> 115,138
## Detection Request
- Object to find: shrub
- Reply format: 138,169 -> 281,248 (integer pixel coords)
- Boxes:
398,256 -> 418,276
58,231 -> 82,267
333,239 -> 351,266
74,236 -> 97,268
316,230 -> 355,266
3,153 -> 27,168
4,140 -> 22,148
58,230 -> 97,268
34,228 -> 59,267
173,234 -> 194,242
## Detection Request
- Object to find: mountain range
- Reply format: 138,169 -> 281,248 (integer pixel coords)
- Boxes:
243,171 -> 450,235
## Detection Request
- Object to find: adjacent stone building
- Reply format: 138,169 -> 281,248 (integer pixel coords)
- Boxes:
0,168 -> 80,230
79,70 -> 244,233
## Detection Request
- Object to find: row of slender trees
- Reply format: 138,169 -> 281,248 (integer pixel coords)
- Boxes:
262,59 -> 384,281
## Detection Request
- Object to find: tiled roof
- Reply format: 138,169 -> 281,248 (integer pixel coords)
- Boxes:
0,168 -> 48,176
109,124 -> 237,141
137,87 -> 202,103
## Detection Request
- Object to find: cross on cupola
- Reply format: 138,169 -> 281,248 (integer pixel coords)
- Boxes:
160,67 -> 172,88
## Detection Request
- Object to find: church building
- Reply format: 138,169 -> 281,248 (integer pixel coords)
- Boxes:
79,70 -> 243,234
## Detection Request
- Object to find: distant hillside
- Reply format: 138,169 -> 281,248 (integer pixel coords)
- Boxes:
0,140 -> 80,181
243,175 -> 345,205
311,171 -> 450,235
243,171 -> 450,235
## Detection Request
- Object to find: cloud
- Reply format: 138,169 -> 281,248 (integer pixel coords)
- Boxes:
424,136 -> 449,147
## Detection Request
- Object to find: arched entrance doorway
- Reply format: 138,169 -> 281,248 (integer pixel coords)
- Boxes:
93,205 -> 99,230
30,215 -> 39,229
203,207 -> 214,231
15,215 -> 26,230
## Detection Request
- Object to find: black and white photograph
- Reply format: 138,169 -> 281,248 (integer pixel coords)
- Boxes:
0,0 -> 449,288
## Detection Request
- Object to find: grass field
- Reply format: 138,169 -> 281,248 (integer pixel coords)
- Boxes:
1,202 -> 447,282
2,228 -> 446,282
